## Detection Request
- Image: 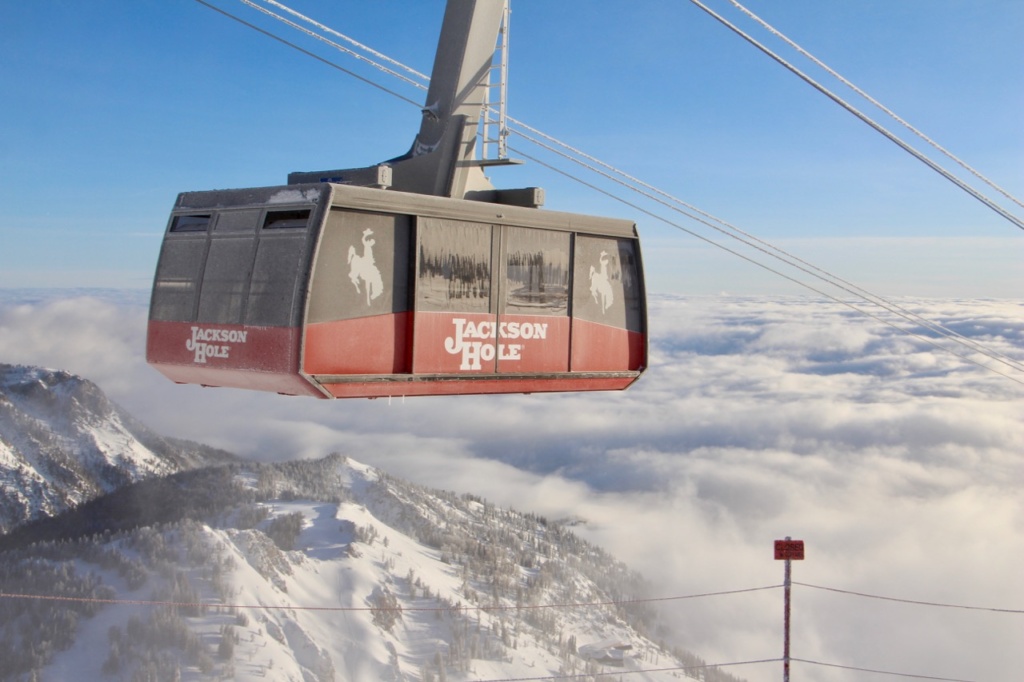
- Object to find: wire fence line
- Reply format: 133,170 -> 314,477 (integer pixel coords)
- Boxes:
0,584 -> 781,613
3,577 -> 1019,615
0,580 -> 998,682
795,581 -> 1024,615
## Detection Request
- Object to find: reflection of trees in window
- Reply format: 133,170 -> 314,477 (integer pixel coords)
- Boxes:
419,246 -> 491,302
417,222 -> 492,312
506,250 -> 568,313
505,229 -> 569,315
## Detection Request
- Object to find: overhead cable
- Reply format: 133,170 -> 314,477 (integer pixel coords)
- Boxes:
255,0 -> 430,83
510,137 -> 1024,386
686,0 -> 1024,232
257,0 -> 1024,379
220,0 -> 1024,377
191,0 -> 1024,386
725,0 -> 1024,213
505,117 -> 1024,377
793,658 -> 977,682
247,0 -> 1024,378
191,0 -> 421,108
0,584 -> 780,612
0,584 -> 1007,681
8,580 -> 1019,615
795,581 -> 1024,614
236,0 -> 427,90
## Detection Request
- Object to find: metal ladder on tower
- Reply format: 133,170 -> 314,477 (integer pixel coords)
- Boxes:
481,0 -> 511,164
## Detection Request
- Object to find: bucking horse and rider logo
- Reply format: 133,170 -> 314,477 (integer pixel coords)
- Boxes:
347,228 -> 384,305
589,250 -> 614,314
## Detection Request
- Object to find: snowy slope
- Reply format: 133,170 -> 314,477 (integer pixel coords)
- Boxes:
0,363 -> 233,532
2,455 -> 743,682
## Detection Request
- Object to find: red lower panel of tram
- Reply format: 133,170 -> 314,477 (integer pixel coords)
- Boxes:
146,321 -> 321,397
312,312 -> 643,397
148,315 -> 644,398
304,313 -> 413,375
570,319 -> 646,372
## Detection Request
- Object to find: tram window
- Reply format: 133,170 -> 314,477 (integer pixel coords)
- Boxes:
151,240 -> 206,321
215,209 -> 261,233
417,218 -> 492,313
617,240 -> 644,332
307,210 -> 411,323
246,237 -> 307,327
263,209 -> 311,230
504,227 -> 570,316
573,235 -> 643,331
170,214 -> 211,233
197,238 -> 256,324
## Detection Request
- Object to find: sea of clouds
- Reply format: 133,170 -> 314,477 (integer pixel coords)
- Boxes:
1,289 -> 1021,682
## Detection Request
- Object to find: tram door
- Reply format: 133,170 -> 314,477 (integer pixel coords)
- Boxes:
497,227 -> 572,374
412,219 -> 576,378
413,218 -> 504,375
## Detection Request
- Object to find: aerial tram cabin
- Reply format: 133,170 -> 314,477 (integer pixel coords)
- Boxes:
147,184 -> 645,398
146,0 -> 647,399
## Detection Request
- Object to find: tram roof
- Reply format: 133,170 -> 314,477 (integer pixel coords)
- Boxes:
171,182 -> 639,240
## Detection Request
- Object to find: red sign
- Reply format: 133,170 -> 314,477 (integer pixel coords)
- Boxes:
775,540 -> 805,561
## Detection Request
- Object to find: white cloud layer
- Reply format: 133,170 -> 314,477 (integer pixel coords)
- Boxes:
1,290 -> 1021,682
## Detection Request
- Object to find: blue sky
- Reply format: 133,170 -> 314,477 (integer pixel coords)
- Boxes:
1,0 -> 1021,295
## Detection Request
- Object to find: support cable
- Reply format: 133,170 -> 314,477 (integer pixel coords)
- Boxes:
792,658 -> 977,682
223,0 -> 1024,376
235,0 -> 427,90
794,581 -> 1024,614
0,585 -> 1008,680
8,579 -> 1020,615
725,0 -> 1024,212
190,0 -> 1024,385
510,135 -> 1024,385
254,0 -> 430,83
191,0 -> 422,108
686,0 -> 1024,233
0,584 -> 780,612
505,116 -> 1024,376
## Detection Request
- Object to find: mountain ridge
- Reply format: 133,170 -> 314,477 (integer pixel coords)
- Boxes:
0,365 -> 742,681
0,362 -> 235,532
2,453 -> 743,682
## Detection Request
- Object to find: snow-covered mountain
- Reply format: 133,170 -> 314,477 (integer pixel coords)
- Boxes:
0,363 -> 234,532
0,365 -> 743,681
0,453 -> 744,682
